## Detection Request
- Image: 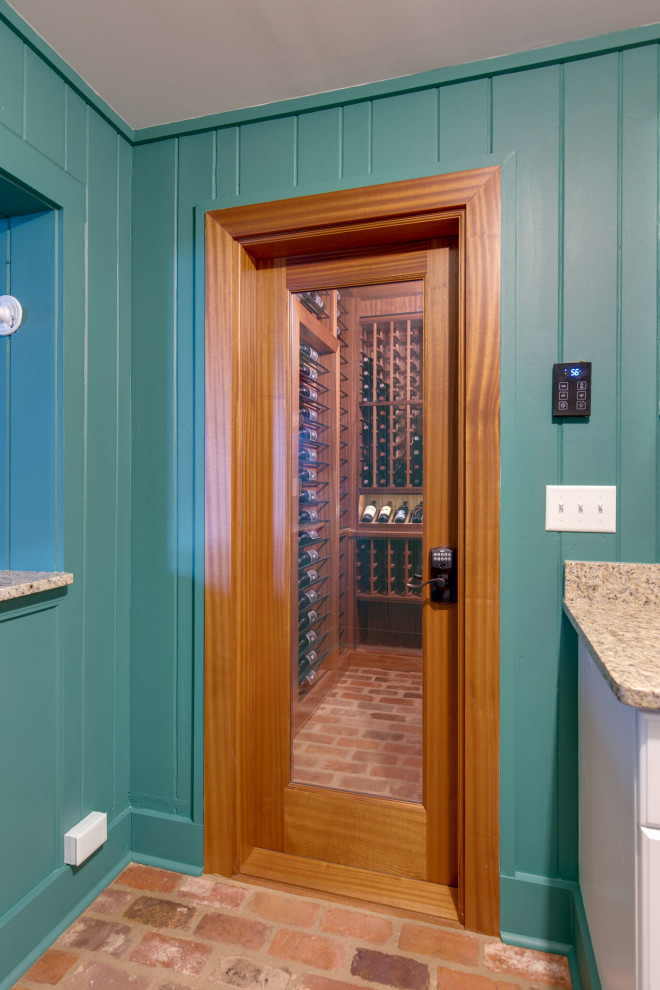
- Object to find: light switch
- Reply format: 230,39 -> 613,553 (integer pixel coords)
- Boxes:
545,485 -> 616,532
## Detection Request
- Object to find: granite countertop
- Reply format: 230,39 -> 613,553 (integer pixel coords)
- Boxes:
0,570 -> 74,602
563,561 -> 660,710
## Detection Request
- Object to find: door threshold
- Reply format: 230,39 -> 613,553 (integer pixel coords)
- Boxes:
240,847 -> 460,926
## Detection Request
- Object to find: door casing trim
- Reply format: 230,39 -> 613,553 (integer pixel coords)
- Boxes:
204,167 -> 500,934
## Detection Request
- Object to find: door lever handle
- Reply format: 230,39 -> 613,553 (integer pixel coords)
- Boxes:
406,575 -> 448,590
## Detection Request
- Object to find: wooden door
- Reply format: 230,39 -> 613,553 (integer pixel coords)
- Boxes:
204,170 -> 501,934
242,246 -> 459,921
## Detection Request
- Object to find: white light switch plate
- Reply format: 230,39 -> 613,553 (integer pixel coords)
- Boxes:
545,485 -> 616,532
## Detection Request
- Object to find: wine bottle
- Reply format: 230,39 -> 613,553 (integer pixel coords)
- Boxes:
298,568 -> 318,590
299,628 -> 317,652
360,499 -> 377,523
299,426 -> 318,443
298,608 -> 318,633
300,406 -> 318,423
394,500 -> 409,523
360,465 -> 373,487
299,508 -> 319,524
299,529 -> 319,545
299,649 -> 318,671
298,547 -> 319,568
410,501 -> 423,523
300,341 -> 320,363
299,489 -> 317,503
299,447 -> 318,463
299,467 -> 317,483
298,588 -> 318,610
300,362 -> 318,382
299,667 -> 319,688
377,500 -> 393,523
376,381 -> 390,401
299,383 -> 318,402
393,458 -> 407,487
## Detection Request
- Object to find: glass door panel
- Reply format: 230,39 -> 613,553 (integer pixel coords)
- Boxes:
291,281 -> 424,803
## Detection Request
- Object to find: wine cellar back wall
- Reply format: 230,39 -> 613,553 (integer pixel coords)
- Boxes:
294,281 -> 425,717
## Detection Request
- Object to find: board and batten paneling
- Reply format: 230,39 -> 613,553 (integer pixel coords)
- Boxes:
0,11 -> 133,986
129,35 -> 660,951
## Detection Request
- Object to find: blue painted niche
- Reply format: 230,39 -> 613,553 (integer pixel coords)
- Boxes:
0,170 -> 61,570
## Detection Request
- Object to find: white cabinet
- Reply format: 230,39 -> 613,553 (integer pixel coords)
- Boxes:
578,640 -> 660,990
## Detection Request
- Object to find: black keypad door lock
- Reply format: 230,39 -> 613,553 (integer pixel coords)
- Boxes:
406,546 -> 457,603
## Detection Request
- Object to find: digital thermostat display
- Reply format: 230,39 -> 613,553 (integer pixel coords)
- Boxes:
553,362 -> 591,417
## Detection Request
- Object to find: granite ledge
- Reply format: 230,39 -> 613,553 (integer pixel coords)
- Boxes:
0,570 -> 74,602
563,560 -> 660,710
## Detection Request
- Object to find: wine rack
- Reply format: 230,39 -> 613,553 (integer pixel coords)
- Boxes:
291,283 -> 424,722
359,314 -> 423,491
296,293 -> 333,694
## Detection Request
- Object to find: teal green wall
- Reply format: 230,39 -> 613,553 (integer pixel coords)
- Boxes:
130,30 -> 658,973
0,10 -> 133,987
2,4 -> 659,986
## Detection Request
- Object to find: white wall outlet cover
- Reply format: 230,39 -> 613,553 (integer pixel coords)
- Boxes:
63,811 -> 107,866
545,485 -> 616,533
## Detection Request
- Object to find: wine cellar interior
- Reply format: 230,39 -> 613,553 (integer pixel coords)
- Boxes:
292,281 -> 425,801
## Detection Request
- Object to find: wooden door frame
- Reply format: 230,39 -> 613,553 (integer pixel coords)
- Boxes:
204,167 -> 500,935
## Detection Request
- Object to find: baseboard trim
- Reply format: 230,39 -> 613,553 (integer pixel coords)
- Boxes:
0,811 -> 131,990
500,873 -> 601,990
130,808 -> 203,874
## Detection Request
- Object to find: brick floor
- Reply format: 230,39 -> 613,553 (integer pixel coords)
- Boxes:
12,865 -> 572,990
292,660 -> 423,800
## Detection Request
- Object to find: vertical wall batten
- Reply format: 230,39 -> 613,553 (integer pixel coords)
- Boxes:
618,44 -> 659,563
438,78 -> 490,161
1,220 -> 8,570
493,64 -> 564,881
130,138 -> 181,810
341,101 -> 371,178
616,52 -> 624,561
176,131 -> 215,819
216,126 -> 239,200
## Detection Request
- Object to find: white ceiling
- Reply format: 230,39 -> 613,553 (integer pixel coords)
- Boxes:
6,0 -> 660,131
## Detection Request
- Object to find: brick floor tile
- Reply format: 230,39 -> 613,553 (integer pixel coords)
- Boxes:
370,766 -> 420,782
195,911 -> 269,950
350,948 -> 429,990
321,760 -> 363,774
129,931 -> 211,975
116,864 -> 180,893
320,906 -> 393,944
89,888 -> 134,916
370,713 -> 406,723
389,783 -> 424,801
63,960 -> 150,990
363,730 -> 405,741
57,918 -> 132,956
483,942 -> 571,987
247,891 -> 321,928
436,968 -> 520,990
337,775 -> 389,792
123,895 -> 196,929
300,977 -> 364,990
269,930 -> 345,971
353,749 -> 399,765
399,924 -> 479,966
296,732 -> 337,745
211,955 -> 291,990
178,875 -> 247,909
23,949 -> 79,984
